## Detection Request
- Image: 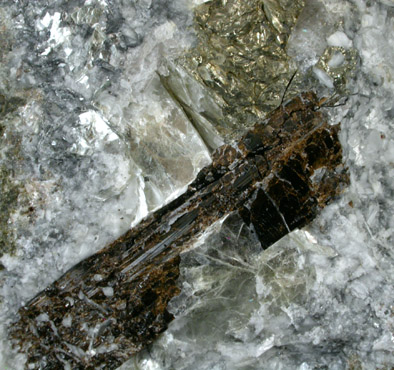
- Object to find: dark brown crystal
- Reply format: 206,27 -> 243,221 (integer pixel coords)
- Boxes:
9,92 -> 348,369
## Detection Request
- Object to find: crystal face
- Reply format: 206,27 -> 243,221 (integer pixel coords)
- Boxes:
0,0 -> 394,369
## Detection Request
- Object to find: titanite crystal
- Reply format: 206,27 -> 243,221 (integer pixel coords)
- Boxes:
10,93 -> 348,369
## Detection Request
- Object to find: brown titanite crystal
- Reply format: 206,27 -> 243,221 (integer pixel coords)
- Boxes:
10,92 -> 348,369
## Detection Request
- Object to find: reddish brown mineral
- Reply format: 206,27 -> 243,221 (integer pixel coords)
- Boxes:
10,92 -> 348,369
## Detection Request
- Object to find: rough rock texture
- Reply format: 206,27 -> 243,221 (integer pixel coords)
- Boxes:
9,92 -> 348,369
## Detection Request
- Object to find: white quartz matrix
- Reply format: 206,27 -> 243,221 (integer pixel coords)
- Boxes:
0,0 -> 393,369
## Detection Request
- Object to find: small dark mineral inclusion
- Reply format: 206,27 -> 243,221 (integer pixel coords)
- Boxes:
10,92 -> 348,369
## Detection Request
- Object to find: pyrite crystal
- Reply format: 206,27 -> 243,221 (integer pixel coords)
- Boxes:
176,0 -> 305,140
10,92 -> 348,369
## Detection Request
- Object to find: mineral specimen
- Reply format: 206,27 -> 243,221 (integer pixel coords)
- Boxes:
10,92 -> 348,369
176,0 -> 305,141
